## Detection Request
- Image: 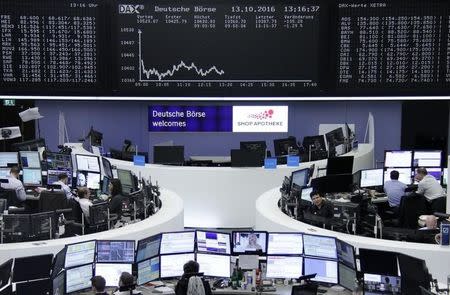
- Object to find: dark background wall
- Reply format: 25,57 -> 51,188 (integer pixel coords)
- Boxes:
35,100 -> 402,164
0,100 -> 35,151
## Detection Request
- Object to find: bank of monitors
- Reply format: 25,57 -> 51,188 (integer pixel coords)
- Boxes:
363,273 -> 401,295
95,263 -> 132,287
47,169 -> 72,187
75,154 -> 100,173
96,240 -> 135,263
196,231 -> 231,255
160,253 -> 195,278
273,137 -> 297,157
266,256 -> 303,279
0,152 -> 18,167
160,231 -> 195,255
304,258 -> 338,284
383,168 -> 412,185
339,263 -> 356,290
303,234 -> 337,259
65,264 -> 93,294
384,151 -> 413,168
358,249 -> 398,277
300,187 -> 313,202
136,235 -> 161,262
64,240 -> 96,269
336,240 -> 355,269
196,253 -> 231,278
232,231 -> 267,255
326,156 -> 354,175
413,151 -> 441,167
22,168 -> 42,186
46,152 -> 72,170
76,171 -> 101,190
267,233 -> 303,255
291,168 -> 310,189
19,151 -> 40,168
13,254 -> 53,282
137,256 -> 160,285
359,168 -> 384,188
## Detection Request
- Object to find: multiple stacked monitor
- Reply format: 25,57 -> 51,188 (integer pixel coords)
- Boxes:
0,230 -> 432,295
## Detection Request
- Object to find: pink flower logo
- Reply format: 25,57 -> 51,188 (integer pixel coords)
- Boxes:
248,109 -> 274,120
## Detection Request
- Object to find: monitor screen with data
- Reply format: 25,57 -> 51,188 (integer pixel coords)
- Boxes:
136,235 -> 161,262
413,151 -> 441,167
0,168 -> 9,178
232,231 -> 267,254
300,187 -> 313,202
363,273 -> 401,295
160,232 -> 195,254
303,235 -> 337,259
160,253 -> 195,278
65,240 -> 96,268
291,168 -> 309,189
96,240 -> 135,263
383,168 -> 412,185
267,233 -> 303,255
304,258 -> 338,284
75,154 -> 100,173
336,239 -> 355,269
22,168 -> 42,186
339,263 -> 356,291
47,169 -> 73,187
0,152 -> 18,167
266,256 -> 303,279
360,168 -> 384,188
19,151 -> 40,168
137,256 -> 160,285
65,264 -> 93,294
77,171 -> 101,190
196,231 -> 231,255
384,151 -> 412,168
46,152 -> 72,170
95,263 -> 132,287
195,253 -> 231,278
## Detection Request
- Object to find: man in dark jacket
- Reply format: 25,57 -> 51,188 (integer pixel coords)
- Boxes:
175,261 -> 212,295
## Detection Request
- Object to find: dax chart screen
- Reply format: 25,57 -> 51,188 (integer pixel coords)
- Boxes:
116,0 -> 325,96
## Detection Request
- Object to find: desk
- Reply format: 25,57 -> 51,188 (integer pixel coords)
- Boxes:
255,187 -> 450,284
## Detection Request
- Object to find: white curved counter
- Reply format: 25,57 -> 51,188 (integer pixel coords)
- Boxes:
0,189 -> 184,262
255,187 -> 450,284
109,143 -> 374,228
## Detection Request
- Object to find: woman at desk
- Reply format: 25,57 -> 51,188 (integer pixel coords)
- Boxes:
175,261 -> 212,295
108,179 -> 127,217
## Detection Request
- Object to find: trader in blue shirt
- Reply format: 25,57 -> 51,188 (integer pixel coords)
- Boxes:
383,170 -> 407,211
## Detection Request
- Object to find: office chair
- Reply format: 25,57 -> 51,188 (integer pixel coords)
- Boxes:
430,196 -> 446,214
0,188 -> 23,209
1,214 -> 30,243
398,193 -> 430,229
38,190 -> 67,212
86,201 -> 117,233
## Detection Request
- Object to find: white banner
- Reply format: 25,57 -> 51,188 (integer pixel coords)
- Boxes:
232,106 -> 288,132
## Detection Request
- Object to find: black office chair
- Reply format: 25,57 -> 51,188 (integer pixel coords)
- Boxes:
38,190 -> 68,212
0,188 -> 23,209
86,201 -> 118,234
398,193 -> 430,229
430,196 -> 446,214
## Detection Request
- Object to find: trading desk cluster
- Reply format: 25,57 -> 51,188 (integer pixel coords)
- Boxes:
0,229 -> 436,295
0,150 -> 161,243
279,150 -> 448,243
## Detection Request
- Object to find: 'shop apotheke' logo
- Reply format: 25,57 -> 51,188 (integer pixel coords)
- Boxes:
248,109 -> 274,120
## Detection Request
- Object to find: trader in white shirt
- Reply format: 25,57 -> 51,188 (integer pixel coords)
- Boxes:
54,173 -> 75,200
0,166 -> 26,204
77,187 -> 93,219
415,167 -> 445,202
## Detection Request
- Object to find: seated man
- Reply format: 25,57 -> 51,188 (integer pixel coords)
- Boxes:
175,260 -> 212,295
415,167 -> 445,202
113,272 -> 141,295
77,187 -> 93,219
383,170 -> 407,212
307,191 -> 334,218
91,275 -> 108,295
53,173 -> 75,200
0,166 -> 26,205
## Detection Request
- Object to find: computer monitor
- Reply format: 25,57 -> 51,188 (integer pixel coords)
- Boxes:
30,212 -> 55,238
75,154 -> 100,173
22,168 -> 42,186
101,157 -> 113,179
160,253 -> 195,278
291,168 -> 310,189
383,168 -> 412,185
443,168 -> 448,186
0,168 -> 10,178
304,258 -> 338,284
136,235 -> 161,262
2,214 -> 30,241
232,231 -> 267,255
117,169 -> 134,188
19,151 -> 40,168
101,176 -> 110,194
195,253 -> 231,278
153,146 -> 184,165
64,240 -> 96,268
300,187 -> 313,202
339,263 -> 356,291
302,135 -> 326,151
397,254 -> 430,293
230,149 -> 264,167
0,259 -> 12,289
413,151 -> 441,167
273,137 -> 297,157
45,152 -> 72,170
47,169 -> 72,187
76,171 -> 100,190
95,263 -> 132,287
384,150 -> 413,168
13,254 -> 53,282
137,256 -> 160,285
266,256 -> 302,279
160,231 -> 195,254
65,264 -> 93,294
15,279 -> 52,295
240,141 -> 267,154
267,233 -> 303,255
326,156 -> 354,175
325,128 -> 345,147
303,234 -> 337,259
358,249 -> 398,276
96,240 -> 135,263
196,231 -> 231,255
52,271 -> 65,295
359,168 -> 384,188
51,248 -> 66,279
0,152 -> 18,167
363,273 -> 401,295
336,240 -> 355,269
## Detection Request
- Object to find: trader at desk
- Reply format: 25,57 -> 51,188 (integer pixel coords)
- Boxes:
0,166 -> 26,204
53,173 -> 76,200
383,170 -> 407,213
307,191 -> 334,218
175,260 -> 212,295
415,167 -> 445,202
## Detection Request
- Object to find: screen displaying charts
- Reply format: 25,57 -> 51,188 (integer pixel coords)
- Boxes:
160,253 -> 195,278
384,151 -> 412,168
65,241 -> 96,268
304,258 -> 338,284
266,256 -> 303,279
0,152 -> 18,167
160,232 -> 195,254
360,169 -> 383,188
75,154 -> 100,173
267,233 -> 303,255
66,264 -> 93,293
303,235 -> 337,259
96,240 -> 135,263
195,253 -> 231,278
95,263 -> 132,287
136,235 -> 161,262
22,168 -> 42,186
137,256 -> 160,285
19,151 -> 40,168
413,151 -> 441,167
196,231 -> 231,254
